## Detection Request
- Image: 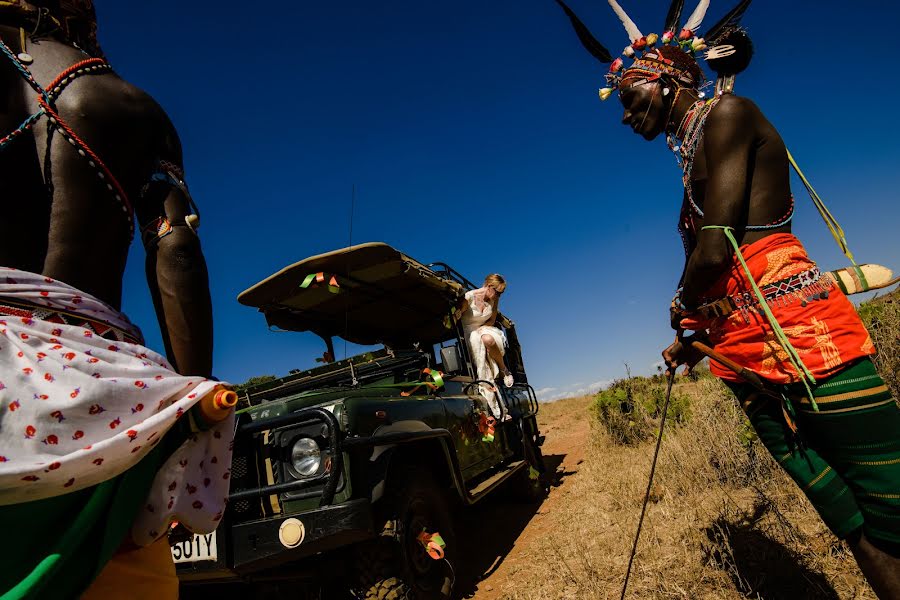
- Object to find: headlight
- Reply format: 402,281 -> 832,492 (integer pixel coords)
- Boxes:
290,437 -> 321,477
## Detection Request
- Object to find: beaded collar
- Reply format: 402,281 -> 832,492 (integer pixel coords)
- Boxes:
680,97 -> 720,210
675,95 -> 795,260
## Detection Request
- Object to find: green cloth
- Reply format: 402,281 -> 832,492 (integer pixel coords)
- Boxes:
728,358 -> 900,544
0,414 -> 202,600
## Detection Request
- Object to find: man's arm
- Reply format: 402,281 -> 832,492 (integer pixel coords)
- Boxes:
680,97 -> 757,309
136,116 -> 213,378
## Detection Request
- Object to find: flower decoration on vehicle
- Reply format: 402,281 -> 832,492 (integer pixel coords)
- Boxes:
465,408 -> 497,444
299,272 -> 341,294
477,411 -> 496,443
555,0 -> 753,101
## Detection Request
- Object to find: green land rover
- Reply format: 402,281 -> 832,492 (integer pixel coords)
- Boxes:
172,243 -> 547,599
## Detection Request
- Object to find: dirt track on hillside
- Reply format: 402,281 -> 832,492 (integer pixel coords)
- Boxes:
453,397 -> 592,599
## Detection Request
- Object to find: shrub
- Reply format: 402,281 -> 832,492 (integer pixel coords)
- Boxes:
234,374 -> 277,394
590,375 -> 691,445
858,290 -> 900,397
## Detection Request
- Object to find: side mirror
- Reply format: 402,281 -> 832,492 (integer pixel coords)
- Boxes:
440,345 -> 463,375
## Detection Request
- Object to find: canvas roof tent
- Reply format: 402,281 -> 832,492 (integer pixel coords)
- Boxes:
237,243 -> 468,347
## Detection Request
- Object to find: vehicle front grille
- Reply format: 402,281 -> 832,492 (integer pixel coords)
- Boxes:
232,454 -> 248,479
227,449 -> 262,522
232,498 -> 252,515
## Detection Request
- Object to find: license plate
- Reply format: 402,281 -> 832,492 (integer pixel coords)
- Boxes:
170,532 -> 218,563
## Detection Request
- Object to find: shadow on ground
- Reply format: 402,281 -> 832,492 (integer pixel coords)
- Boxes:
452,453 -> 570,599
702,500 -> 840,600
181,454 -> 573,600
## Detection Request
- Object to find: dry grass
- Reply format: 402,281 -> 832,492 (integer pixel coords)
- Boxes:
490,293 -> 898,599
538,393 -> 595,425
497,380 -> 876,600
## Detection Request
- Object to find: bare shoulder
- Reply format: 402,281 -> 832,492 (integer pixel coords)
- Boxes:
702,94 -> 769,151
56,73 -> 182,160
131,86 -> 183,162
706,94 -> 760,128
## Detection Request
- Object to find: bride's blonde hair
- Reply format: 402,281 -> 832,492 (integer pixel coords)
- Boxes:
484,273 -> 507,294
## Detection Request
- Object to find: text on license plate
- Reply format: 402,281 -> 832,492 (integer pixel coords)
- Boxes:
171,532 -> 218,563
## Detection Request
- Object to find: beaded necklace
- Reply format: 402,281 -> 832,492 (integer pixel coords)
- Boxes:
675,96 -> 794,261
671,97 -> 715,262
666,97 -> 703,159
0,38 -> 133,238
679,96 -> 719,215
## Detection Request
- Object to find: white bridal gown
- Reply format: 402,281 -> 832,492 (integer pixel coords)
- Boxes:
460,288 -> 506,416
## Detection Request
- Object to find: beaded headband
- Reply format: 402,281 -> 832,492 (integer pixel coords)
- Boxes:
555,0 -> 752,101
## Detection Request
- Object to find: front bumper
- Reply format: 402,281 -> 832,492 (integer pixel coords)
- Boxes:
232,498 -> 374,573
177,498 -> 373,582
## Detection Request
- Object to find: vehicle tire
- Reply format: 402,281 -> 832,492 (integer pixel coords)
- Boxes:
354,538 -> 407,599
363,577 -> 410,600
353,467 -> 455,600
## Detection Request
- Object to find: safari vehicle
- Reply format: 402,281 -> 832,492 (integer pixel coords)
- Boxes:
173,243 -> 546,599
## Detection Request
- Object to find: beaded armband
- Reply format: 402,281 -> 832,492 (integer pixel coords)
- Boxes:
140,216 -> 174,248
139,159 -> 201,244
141,160 -> 191,200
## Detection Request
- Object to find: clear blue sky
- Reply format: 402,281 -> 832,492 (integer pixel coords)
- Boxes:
101,1 -> 900,400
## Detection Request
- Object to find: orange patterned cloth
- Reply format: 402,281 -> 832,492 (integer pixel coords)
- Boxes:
682,233 -> 874,384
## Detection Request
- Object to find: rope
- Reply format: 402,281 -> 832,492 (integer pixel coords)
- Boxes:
0,110 -> 43,150
0,38 -> 133,237
0,37 -> 48,100
702,225 -> 818,410
620,369 -> 676,599
46,58 -> 111,98
38,96 -> 133,227
787,150 -> 856,266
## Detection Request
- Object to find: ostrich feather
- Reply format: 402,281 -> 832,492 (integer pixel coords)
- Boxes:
554,0 -> 614,63
682,0 -> 710,34
607,0 -> 643,43
703,0 -> 753,45
663,0 -> 685,34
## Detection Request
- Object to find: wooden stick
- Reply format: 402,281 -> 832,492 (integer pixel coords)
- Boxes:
688,339 -> 768,392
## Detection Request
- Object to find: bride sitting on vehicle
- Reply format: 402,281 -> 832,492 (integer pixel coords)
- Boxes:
453,274 -> 514,417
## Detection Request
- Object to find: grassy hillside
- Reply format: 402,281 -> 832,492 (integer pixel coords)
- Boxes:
499,290 -> 898,600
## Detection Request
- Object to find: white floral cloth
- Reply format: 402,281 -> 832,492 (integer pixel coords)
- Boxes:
0,267 -> 233,544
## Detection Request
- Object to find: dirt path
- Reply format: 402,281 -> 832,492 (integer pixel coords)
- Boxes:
454,397 -> 592,599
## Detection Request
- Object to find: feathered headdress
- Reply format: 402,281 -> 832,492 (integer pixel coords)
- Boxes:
554,0 -> 753,101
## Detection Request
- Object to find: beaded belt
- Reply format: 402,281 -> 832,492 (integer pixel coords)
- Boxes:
694,267 -> 835,321
0,298 -> 142,345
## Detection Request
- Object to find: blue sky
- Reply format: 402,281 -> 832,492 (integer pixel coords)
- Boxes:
101,1 -> 900,400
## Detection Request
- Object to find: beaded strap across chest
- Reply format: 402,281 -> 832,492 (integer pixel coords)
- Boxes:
0,38 -> 133,238
676,96 -> 794,260
679,97 -> 719,220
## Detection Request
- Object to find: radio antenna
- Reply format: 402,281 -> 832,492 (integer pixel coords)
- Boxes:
343,184 -> 356,361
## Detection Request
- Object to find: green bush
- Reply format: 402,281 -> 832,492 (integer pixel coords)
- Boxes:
590,376 -> 691,445
234,374 -> 277,394
858,291 -> 900,397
